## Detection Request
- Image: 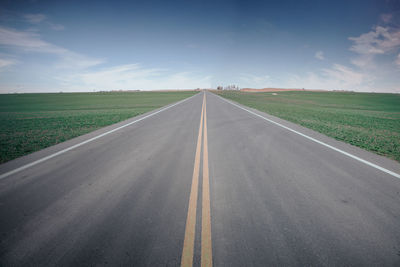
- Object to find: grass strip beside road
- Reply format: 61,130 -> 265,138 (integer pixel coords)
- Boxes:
0,91 -> 197,164
215,90 -> 400,162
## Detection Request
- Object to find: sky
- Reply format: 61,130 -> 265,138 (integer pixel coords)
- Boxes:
0,0 -> 400,93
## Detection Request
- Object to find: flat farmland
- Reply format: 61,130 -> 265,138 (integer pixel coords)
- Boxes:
216,90 -> 400,162
0,91 -> 197,163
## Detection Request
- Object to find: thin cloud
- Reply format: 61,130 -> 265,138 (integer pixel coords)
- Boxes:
381,13 -> 393,24
348,25 -> 400,68
349,26 -> 400,55
323,64 -> 365,86
240,74 -> 270,88
48,23 -> 65,31
0,26 -> 103,69
0,26 -> 65,53
23,13 -> 65,31
0,58 -> 17,69
24,13 -> 46,24
396,54 -> 400,66
62,64 -> 212,91
315,51 -> 324,60
286,64 -> 370,91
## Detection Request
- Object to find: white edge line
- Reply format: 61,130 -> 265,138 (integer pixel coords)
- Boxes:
215,94 -> 400,179
0,93 -> 200,180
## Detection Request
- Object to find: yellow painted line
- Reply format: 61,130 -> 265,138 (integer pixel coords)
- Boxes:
201,95 -> 213,267
181,93 -> 205,267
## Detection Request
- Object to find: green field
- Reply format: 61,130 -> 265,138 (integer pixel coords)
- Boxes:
216,90 -> 400,162
0,91 -> 197,164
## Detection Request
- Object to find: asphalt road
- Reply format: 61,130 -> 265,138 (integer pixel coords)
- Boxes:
1,91 -> 400,266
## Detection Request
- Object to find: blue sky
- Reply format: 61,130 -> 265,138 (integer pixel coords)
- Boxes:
0,0 -> 399,92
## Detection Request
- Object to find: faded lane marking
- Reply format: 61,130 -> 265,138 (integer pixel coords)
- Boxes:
201,95 -> 212,267
181,93 -> 205,267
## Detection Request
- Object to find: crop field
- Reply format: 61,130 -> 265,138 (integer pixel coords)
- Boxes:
216,90 -> 400,162
0,91 -> 197,163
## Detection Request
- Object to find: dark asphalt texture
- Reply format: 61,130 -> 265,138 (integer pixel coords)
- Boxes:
1,91 -> 400,266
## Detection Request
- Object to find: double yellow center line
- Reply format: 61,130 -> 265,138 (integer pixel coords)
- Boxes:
181,93 -> 212,267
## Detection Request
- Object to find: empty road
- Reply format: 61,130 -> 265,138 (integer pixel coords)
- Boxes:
1,91 -> 400,266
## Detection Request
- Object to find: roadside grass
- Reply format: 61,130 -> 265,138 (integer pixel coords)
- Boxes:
215,90 -> 400,162
0,91 -> 197,163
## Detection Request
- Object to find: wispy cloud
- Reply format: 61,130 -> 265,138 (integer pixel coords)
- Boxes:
381,13 -> 393,24
323,64 -> 365,86
349,26 -> 400,55
48,23 -> 65,31
0,26 -> 64,53
348,25 -> 400,68
240,73 -> 270,88
24,13 -> 46,24
23,13 -> 64,31
288,14 -> 400,92
286,64 -> 370,91
396,53 -> 400,66
0,26 -> 103,69
0,58 -> 17,69
0,25 -> 210,92
59,64 -> 212,91
247,18 -> 399,92
315,51 -> 324,60
289,17 -> 399,92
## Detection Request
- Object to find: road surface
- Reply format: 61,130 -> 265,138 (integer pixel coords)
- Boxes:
1,91 -> 400,266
